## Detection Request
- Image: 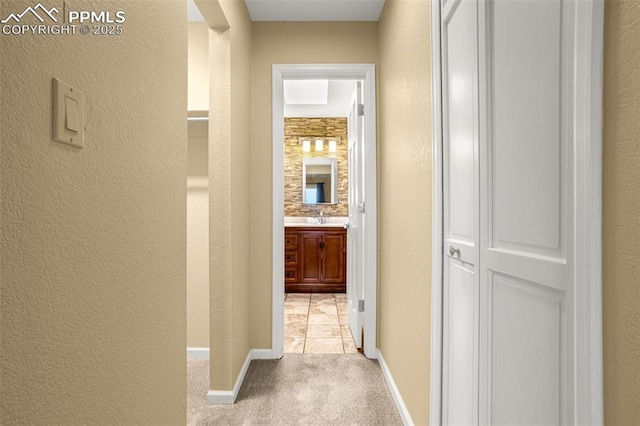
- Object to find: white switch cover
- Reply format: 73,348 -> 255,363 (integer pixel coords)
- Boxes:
64,97 -> 79,132
53,78 -> 84,148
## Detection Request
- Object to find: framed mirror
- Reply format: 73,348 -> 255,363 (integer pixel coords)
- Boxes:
302,158 -> 337,204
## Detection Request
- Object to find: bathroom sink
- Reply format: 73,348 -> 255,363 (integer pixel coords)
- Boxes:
284,216 -> 348,227
282,217 -> 303,224
285,223 -> 346,228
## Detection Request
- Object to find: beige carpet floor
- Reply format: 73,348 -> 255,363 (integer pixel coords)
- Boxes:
187,354 -> 403,425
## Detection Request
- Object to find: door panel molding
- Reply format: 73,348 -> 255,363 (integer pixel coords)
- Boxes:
487,0 -> 571,260
442,259 -> 477,426
490,271 -> 566,425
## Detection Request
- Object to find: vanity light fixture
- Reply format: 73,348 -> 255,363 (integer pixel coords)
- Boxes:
299,137 -> 341,152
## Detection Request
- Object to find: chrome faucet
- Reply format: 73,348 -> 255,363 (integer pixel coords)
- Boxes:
316,211 -> 327,224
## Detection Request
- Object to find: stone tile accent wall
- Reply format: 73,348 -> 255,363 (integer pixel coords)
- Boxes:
285,117 -> 348,217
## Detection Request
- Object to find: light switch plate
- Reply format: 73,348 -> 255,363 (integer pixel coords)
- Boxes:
53,78 -> 84,148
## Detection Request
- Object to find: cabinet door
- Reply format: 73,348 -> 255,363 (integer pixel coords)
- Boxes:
284,231 -> 299,286
284,232 -> 298,250
284,250 -> 298,283
284,249 -> 298,266
322,233 -> 346,284
284,266 -> 297,283
300,232 -> 322,283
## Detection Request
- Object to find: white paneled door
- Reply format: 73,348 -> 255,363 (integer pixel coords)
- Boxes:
477,1 -> 575,423
347,82 -> 364,349
439,0 -> 600,424
441,0 -> 480,424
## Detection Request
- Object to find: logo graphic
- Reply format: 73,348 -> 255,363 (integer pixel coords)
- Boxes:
2,2 -> 125,36
1,3 -> 59,24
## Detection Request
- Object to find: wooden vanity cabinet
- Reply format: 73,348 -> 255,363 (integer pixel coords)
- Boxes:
284,232 -> 299,284
285,227 -> 346,293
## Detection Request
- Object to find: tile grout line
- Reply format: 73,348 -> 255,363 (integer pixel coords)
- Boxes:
336,294 -> 346,354
303,294 -> 310,353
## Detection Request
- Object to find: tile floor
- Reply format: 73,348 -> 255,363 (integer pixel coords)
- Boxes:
284,293 -> 360,354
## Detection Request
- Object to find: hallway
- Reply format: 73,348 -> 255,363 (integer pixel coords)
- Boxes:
187,354 -> 401,425
2,0 -> 627,424
186,296 -> 397,424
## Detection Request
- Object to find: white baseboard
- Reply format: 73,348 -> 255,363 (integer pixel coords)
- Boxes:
378,350 -> 414,426
205,389 -> 235,405
251,348 -> 278,359
187,347 -> 210,360
206,349 -> 278,405
206,350 -> 251,405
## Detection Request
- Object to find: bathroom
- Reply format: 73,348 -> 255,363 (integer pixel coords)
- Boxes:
281,79 -> 359,354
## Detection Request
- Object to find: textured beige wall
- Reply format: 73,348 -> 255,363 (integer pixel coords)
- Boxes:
251,22 -> 379,348
188,121 -> 209,348
229,0 -> 252,388
0,1 -> 187,424
378,1 -> 432,424
602,1 -> 640,424
189,22 -> 209,112
284,117 -> 348,217
209,0 -> 253,390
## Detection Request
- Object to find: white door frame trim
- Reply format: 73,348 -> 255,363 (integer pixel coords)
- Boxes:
428,1 -> 604,424
429,1 -> 445,423
271,64 -> 378,359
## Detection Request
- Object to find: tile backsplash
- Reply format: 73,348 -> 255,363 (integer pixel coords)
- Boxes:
284,117 -> 348,217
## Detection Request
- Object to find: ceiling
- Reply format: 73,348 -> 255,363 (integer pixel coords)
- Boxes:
187,0 -> 205,22
284,80 -> 356,118
187,0 -> 385,23
244,0 -> 385,21
187,1 -> 368,117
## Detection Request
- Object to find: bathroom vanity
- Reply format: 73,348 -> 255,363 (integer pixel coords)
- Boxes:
284,226 -> 347,293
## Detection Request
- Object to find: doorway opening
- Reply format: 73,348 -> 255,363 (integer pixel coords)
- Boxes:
272,64 -> 378,359
186,0 -> 210,360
